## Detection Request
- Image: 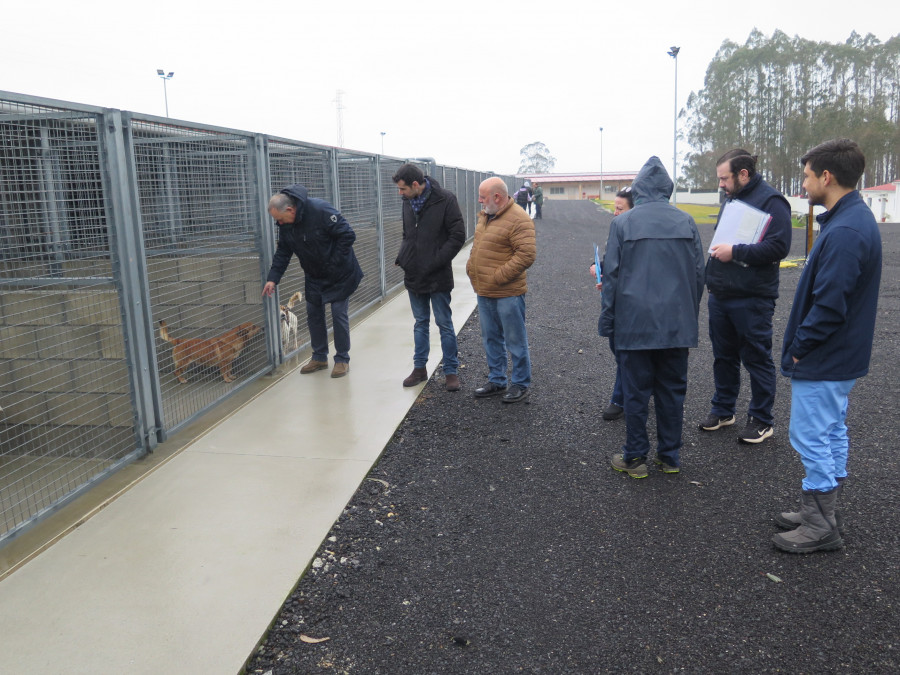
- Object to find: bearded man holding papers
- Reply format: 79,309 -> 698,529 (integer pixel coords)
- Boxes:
699,149 -> 792,444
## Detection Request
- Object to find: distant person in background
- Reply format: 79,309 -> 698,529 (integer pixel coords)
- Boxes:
468,177 -> 537,404
264,184 -> 364,378
392,163 -> 466,392
590,186 -> 633,421
699,149 -> 791,443
532,182 -> 544,220
600,158 -> 704,478
515,182 -> 532,215
772,139 -> 882,554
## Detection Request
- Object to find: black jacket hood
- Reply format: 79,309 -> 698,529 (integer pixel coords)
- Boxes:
281,184 -> 309,222
631,156 -> 673,205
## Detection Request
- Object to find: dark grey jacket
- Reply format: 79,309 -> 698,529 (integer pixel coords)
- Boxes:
600,156 -> 705,350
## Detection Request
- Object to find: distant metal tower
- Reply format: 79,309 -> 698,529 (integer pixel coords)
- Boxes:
334,90 -> 345,147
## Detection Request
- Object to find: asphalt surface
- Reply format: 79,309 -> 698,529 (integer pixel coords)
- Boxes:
245,199 -> 899,674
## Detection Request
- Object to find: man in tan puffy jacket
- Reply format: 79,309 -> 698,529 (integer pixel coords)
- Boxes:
466,177 -> 537,403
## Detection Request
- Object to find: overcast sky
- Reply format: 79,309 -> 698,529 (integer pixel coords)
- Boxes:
2,0 -> 895,179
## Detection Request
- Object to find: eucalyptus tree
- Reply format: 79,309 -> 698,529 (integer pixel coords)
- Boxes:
683,30 -> 900,193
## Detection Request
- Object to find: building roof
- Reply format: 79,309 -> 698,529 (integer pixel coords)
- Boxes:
517,171 -> 638,183
861,181 -> 899,192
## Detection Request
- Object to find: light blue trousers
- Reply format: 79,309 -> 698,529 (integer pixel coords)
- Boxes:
789,378 -> 856,492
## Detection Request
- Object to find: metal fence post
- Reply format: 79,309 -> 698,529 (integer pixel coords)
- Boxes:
330,148 -> 341,211
375,154 -> 386,298
251,133 -> 281,364
100,110 -> 160,451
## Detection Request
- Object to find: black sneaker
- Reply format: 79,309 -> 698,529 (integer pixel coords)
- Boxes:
698,412 -> 736,431
738,416 -> 773,443
474,381 -> 506,398
602,403 -> 624,420
501,384 -> 529,404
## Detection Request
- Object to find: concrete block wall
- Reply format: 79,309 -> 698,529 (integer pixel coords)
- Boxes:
149,255 -> 266,334
0,260 -> 135,457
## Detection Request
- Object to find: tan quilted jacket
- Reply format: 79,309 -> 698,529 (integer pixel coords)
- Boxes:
466,198 -> 536,298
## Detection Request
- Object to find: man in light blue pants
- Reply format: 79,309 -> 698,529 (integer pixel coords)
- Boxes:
773,139 -> 882,554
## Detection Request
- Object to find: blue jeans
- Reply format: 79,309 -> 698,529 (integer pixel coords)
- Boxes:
789,378 -> 856,492
618,348 -> 689,466
408,291 -> 458,374
708,294 -> 776,425
306,297 -> 350,363
476,294 -> 531,388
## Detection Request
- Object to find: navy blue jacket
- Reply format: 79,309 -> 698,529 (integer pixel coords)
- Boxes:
781,191 -> 882,380
266,184 -> 363,304
395,177 -> 466,295
705,173 -> 791,299
600,157 -> 705,350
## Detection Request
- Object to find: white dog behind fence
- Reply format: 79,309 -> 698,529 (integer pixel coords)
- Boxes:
280,291 -> 303,354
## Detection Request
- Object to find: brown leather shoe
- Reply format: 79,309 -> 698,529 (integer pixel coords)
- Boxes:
403,367 -> 427,387
300,360 -> 328,374
331,362 -> 349,378
445,373 -> 460,392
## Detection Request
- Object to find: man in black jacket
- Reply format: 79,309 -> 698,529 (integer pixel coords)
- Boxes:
393,164 -> 466,391
699,150 -> 791,442
263,184 -> 363,378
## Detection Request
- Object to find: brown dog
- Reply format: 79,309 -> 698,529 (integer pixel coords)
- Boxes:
159,320 -> 262,383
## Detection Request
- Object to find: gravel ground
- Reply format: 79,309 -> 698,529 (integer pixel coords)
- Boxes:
245,200 -> 900,674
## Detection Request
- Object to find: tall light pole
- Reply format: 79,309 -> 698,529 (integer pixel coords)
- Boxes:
156,69 -> 174,117
667,46 -> 680,205
598,126 -> 604,202
380,131 -> 386,155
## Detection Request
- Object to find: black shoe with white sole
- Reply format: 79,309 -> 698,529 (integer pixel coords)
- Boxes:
738,416 -> 773,443
698,413 -> 735,431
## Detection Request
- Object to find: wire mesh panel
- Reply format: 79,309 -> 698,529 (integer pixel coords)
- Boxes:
441,166 -> 458,197
379,158 -> 405,294
460,170 -> 473,239
131,119 -> 268,433
265,141 -> 336,357
0,90 -> 515,547
0,97 -> 139,540
336,152 -> 381,313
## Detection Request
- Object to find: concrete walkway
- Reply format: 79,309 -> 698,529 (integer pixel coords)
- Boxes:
0,247 -> 477,674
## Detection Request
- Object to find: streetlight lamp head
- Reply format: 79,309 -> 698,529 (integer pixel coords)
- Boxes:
668,46 -> 680,58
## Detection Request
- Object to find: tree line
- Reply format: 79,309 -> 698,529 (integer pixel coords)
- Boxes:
682,29 -> 900,195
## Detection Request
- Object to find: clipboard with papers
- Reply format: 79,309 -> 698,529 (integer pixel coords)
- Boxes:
708,199 -> 772,254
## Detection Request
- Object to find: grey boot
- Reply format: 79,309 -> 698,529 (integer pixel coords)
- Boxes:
775,478 -> 844,534
772,488 -> 843,553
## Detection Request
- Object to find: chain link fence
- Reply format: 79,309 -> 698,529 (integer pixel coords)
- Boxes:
0,90 -> 514,545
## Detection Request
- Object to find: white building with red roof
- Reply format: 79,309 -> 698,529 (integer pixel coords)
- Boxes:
861,180 -> 899,223
517,172 -> 638,200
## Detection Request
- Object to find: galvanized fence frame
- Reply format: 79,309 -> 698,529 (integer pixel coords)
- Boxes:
0,90 -> 513,546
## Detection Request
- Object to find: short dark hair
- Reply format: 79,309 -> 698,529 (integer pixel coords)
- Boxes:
392,163 -> 426,186
716,148 -> 758,178
616,186 -> 634,208
800,139 -> 866,189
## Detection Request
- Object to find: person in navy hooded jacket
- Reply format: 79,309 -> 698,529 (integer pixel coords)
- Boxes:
600,157 -> 705,478
772,139 -> 882,554
263,184 -> 363,379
